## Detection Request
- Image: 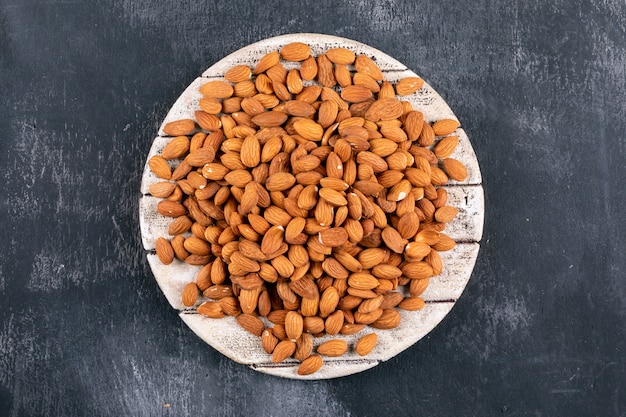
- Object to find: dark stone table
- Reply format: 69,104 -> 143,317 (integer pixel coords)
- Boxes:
1,1 -> 624,415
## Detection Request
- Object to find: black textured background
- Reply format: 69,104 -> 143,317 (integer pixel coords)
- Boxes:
1,1 -> 625,416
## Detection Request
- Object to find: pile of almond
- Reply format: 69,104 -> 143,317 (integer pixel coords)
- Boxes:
148,42 -> 467,376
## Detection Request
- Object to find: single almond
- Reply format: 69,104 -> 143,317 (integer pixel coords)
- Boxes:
236,313 -> 265,336
155,237 -> 174,265
326,47 -> 356,65
272,340 -> 297,363
365,98 -> 404,121
355,55 -> 383,81
199,80 -> 234,98
181,282 -> 199,306
197,301 -> 225,318
297,354 -> 323,375
442,158 -> 468,181
280,42 -> 311,61
432,119 -> 460,136
149,155 -> 172,179
355,333 -> 378,356
317,339 -> 348,357
341,85 -> 373,103
434,135 -> 459,159
163,119 -> 195,136
395,77 -> 424,95
318,227 -> 349,247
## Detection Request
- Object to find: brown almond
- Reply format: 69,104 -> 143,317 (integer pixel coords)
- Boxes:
402,261 -> 434,279
355,55 -> 383,81
432,119 -> 460,136
225,65 -> 252,83
161,136 -> 190,160
355,333 -> 378,356
199,80 -> 234,98
148,155 -> 172,179
365,98 -> 404,122
297,354 -> 323,375
157,200 -> 187,217
155,237 -> 174,265
285,311 -> 304,341
325,47 -> 356,64
272,340 -> 297,363
318,227 -> 349,247
254,51 -> 280,74
197,301 -> 225,318
348,273 -> 379,290
261,328 -> 279,354
236,314 -> 267,338
434,135 -> 459,159
341,85 -> 373,103
280,42 -> 311,61
442,158 -> 468,181
163,119 -> 195,136
399,297 -> 426,311
395,77 -> 424,95
370,308 -> 401,329
181,282 -> 198,307
317,339 -> 348,357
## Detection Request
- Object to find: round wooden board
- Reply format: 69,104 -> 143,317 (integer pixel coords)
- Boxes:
139,33 -> 484,379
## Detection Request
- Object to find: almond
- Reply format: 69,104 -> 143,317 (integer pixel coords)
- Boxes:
365,98 -> 404,121
155,237 -> 174,264
266,172 -> 296,191
251,111 -> 288,128
149,155 -> 172,179
261,225 -> 285,255
280,42 -> 311,61
261,328 -> 279,353
254,51 -> 280,74
348,273 -> 379,290
399,297 -> 426,311
157,200 -> 187,217
285,311 -> 304,341
316,53 -> 336,87
355,333 -> 378,356
297,355 -> 323,375
197,301 -> 225,318
318,227 -> 349,247
272,340 -> 296,363
317,339 -> 348,357
149,181 -> 176,198
442,158 -> 468,181
163,119 -> 195,136
326,48 -> 356,65
324,310 -> 344,335
432,119 -> 460,136
402,261 -> 434,279
300,55 -> 318,81
395,77 -> 424,95
161,136 -> 190,160
341,85 -> 373,103
370,308 -> 401,329
199,80 -> 234,98
181,282 -> 199,306
236,313 -> 265,336
225,65 -> 252,83
355,55 -> 383,81
293,118 -> 324,141
434,135 -> 459,159
381,226 -> 407,254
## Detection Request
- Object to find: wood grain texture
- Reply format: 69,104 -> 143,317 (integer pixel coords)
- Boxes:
2,0 -> 626,414
139,34 -> 484,379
